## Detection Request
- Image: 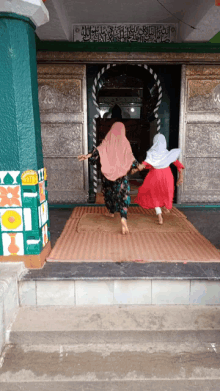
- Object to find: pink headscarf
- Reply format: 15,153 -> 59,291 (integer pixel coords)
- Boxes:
97,122 -> 134,181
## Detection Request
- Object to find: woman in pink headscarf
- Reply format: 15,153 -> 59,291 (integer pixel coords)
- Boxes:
78,121 -> 141,234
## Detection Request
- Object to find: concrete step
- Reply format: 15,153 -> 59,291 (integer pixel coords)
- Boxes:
1,380 -> 220,391
1,342 -> 220,385
1,306 -> 220,389
10,329 -> 220,346
8,305 -> 220,345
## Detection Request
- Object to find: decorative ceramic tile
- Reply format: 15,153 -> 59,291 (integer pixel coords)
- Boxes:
38,206 -> 42,227
0,185 -> 22,207
39,181 -> 46,204
0,171 -> 20,185
26,239 -> 40,245
0,168 -> 50,257
21,170 -> 38,186
38,168 -> 44,182
42,224 -> 48,247
39,201 -> 48,228
44,167 -> 47,181
0,208 -> 23,232
2,232 -> 24,256
23,192 -> 38,199
23,208 -> 32,231
0,172 -> 8,185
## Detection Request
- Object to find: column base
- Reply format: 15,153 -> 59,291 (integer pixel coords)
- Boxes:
0,241 -> 51,269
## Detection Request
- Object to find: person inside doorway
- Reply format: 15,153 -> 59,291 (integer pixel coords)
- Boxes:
133,133 -> 184,224
77,121 -> 141,235
111,104 -> 123,120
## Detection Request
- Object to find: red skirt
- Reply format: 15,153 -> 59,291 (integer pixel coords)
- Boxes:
134,167 -> 174,210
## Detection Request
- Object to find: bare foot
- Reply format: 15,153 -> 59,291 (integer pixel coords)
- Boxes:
121,218 -> 129,234
163,207 -> 170,214
105,212 -> 114,218
158,213 -> 163,225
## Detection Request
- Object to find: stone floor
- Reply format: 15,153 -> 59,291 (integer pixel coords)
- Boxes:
49,206 -> 220,250
49,208 -> 73,248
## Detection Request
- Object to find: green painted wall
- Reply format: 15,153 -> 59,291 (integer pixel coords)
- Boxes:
0,13 -> 43,171
36,38 -> 220,53
209,32 -> 220,43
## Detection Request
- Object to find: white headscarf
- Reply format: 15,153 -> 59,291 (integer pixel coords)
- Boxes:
145,133 -> 181,169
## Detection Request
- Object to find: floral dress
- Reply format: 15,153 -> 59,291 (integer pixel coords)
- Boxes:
89,147 -> 139,219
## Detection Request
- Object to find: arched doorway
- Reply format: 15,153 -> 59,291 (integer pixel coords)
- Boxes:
90,64 -> 163,199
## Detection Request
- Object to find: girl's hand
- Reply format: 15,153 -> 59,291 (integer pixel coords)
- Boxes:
176,169 -> 184,187
77,154 -> 92,161
176,178 -> 183,187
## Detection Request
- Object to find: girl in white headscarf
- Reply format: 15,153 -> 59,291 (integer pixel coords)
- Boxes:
134,133 -> 184,224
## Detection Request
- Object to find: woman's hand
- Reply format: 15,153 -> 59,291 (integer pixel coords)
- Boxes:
130,168 -> 138,175
77,153 -> 92,161
130,163 -> 146,175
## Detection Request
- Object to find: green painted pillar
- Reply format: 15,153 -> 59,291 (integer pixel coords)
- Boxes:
0,3 -> 51,268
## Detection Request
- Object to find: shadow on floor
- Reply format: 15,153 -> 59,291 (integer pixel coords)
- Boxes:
178,208 -> 220,250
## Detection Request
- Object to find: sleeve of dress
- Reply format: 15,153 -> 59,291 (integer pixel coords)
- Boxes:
127,159 -> 141,174
172,160 -> 185,172
88,147 -> 100,165
131,159 -> 140,169
142,161 -> 152,169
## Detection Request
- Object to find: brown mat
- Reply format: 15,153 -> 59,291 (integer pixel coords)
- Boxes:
47,206 -> 220,263
70,206 -> 187,219
77,213 -> 193,234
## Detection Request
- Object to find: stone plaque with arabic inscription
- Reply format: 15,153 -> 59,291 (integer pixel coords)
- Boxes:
73,24 -> 177,43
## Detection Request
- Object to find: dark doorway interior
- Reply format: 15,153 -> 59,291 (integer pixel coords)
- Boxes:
87,64 -> 181,202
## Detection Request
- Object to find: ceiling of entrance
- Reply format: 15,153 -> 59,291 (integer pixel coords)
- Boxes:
36,0 -> 220,42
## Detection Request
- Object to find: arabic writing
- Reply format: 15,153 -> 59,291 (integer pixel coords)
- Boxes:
73,24 -> 176,43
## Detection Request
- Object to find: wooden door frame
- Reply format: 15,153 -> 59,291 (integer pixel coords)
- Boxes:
37,50 -> 220,65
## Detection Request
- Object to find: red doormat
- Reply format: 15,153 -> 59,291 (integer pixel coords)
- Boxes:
47,206 -> 220,263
